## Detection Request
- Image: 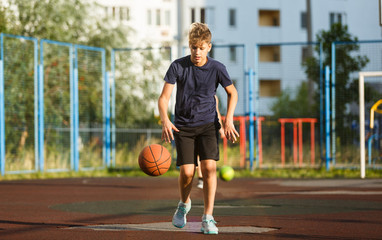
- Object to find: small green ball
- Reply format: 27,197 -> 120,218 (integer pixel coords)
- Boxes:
219,166 -> 235,181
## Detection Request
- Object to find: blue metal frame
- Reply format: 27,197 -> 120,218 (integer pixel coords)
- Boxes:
325,66 -> 331,170
0,34 -> 39,175
255,42 -> 321,168
248,68 -> 255,170
74,44 -> 108,171
319,42 -> 324,162
253,45 -> 259,169
331,42 -> 336,166
110,46 -> 172,167
40,39 -> 74,172
0,34 -> 4,175
38,41 -> 44,172
111,49 -> 116,167
73,47 -> 79,171
330,40 -> 382,168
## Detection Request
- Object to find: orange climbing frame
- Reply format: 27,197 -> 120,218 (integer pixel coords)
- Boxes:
278,118 -> 317,167
222,116 -> 265,168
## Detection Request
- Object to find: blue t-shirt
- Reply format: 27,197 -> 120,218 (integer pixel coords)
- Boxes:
164,55 -> 233,127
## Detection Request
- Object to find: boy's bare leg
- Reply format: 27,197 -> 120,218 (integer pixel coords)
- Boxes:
173,164 -> 195,228
200,159 -> 217,215
178,164 -> 196,203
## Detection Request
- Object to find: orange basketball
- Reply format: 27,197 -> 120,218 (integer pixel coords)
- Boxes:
138,144 -> 172,176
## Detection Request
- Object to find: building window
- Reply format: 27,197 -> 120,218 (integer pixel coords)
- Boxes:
156,9 -> 161,26
104,7 -> 108,18
191,8 -> 196,23
229,46 -> 237,62
119,8 -> 130,21
259,10 -> 280,27
330,12 -> 346,27
201,8 -> 206,23
259,46 -> 280,62
147,9 -> 152,25
165,10 -> 171,26
260,80 -> 281,97
229,9 -> 236,27
301,12 -> 307,29
206,7 -> 215,27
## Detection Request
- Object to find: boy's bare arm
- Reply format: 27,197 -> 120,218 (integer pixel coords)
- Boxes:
214,95 -> 225,139
224,84 -> 239,143
158,82 -> 179,143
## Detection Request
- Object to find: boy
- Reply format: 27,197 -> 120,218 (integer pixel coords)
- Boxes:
158,22 -> 239,235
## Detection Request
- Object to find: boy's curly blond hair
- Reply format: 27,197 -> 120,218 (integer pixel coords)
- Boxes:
188,22 -> 212,46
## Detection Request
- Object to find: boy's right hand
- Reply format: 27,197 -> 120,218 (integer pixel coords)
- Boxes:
161,120 -> 179,143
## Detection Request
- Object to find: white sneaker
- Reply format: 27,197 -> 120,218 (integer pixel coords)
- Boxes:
197,178 -> 203,189
172,200 -> 191,228
201,216 -> 218,234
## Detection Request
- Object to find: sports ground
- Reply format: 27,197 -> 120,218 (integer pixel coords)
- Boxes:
0,176 -> 381,239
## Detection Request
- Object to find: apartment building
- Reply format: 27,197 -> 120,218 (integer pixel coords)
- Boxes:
96,0 -> 380,115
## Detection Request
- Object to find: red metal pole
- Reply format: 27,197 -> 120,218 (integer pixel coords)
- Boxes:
240,116 -> 246,168
311,120 -> 315,165
298,119 -> 303,167
280,121 -> 285,167
293,121 -> 298,165
258,117 -> 263,168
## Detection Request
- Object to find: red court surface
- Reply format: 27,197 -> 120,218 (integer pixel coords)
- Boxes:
0,176 -> 381,239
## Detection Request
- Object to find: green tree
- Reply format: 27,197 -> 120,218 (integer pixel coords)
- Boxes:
1,0 -> 167,165
7,0 -> 131,47
271,81 -> 315,119
303,23 -> 378,145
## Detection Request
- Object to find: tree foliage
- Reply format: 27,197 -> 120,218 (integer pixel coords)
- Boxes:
303,23 -> 376,144
272,23 -> 378,145
1,0 -> 165,160
6,0 -> 131,48
271,81 -> 315,119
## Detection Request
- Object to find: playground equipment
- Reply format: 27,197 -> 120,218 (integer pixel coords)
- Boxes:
368,99 -> 382,166
279,118 -> 317,167
221,116 -> 265,168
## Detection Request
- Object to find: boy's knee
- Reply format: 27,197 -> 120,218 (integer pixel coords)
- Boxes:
180,165 -> 195,179
201,161 -> 217,176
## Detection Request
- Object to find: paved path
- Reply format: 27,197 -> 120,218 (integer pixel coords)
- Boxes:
0,177 -> 381,239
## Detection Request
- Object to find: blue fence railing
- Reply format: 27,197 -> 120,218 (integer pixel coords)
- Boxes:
1,33 -> 382,175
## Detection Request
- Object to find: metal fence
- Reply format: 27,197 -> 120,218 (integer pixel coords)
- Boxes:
0,34 -> 38,174
1,33 -> 382,175
331,40 -> 382,168
111,47 -> 172,169
254,42 -> 323,168
0,34 -> 108,175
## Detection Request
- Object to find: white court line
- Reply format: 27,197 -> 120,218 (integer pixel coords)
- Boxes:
254,190 -> 382,195
72,222 -> 277,234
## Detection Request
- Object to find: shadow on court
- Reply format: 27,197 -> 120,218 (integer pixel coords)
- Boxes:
0,177 -> 381,239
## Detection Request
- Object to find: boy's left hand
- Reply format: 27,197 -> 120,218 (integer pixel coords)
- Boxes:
224,120 -> 239,143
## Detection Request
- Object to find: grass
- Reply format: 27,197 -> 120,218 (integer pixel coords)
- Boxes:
0,166 -> 381,181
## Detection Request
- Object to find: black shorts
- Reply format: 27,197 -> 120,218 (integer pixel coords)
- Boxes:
174,122 -> 220,166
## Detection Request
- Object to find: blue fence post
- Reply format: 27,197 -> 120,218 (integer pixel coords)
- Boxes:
325,65 -> 331,171
38,40 -> 44,172
0,34 -> 4,176
248,68 -> 255,170
104,70 -> 111,168
111,50 -> 116,168
319,42 -> 324,162
331,42 -> 336,166
72,46 -> 79,172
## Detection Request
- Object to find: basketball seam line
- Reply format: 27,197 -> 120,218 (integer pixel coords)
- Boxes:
149,145 -> 162,175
